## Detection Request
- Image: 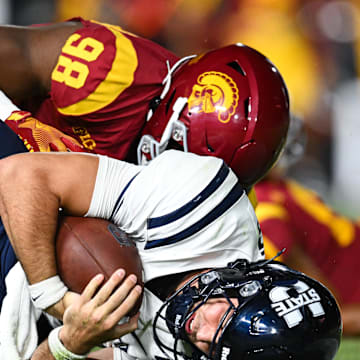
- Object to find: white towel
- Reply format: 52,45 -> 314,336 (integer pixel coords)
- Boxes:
0,262 -> 42,360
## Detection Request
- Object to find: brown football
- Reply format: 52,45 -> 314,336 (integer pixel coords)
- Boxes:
56,216 -> 143,314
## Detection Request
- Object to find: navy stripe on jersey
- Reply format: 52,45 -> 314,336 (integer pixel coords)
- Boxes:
148,162 -> 229,229
110,173 -> 139,221
144,181 -> 245,250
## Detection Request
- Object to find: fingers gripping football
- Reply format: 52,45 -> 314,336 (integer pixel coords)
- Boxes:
60,270 -> 142,355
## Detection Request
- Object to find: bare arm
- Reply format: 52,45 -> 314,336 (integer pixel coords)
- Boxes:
32,341 -> 113,360
0,21 -> 82,104
0,152 -> 98,316
31,340 -> 54,360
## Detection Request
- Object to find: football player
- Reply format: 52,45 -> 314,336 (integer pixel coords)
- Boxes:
255,115 -> 360,335
0,150 -> 341,359
0,18 -> 289,187
0,17 -> 289,315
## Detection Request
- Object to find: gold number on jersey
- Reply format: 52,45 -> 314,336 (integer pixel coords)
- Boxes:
52,34 -> 104,89
62,34 -> 104,62
52,55 -> 89,89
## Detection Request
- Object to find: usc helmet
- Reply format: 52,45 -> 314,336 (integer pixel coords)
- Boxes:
138,44 -> 290,187
154,260 -> 342,360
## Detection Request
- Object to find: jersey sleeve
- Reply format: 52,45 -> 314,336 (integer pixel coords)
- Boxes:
50,18 -> 178,119
118,150 -> 264,282
85,155 -> 141,219
50,19 -> 138,116
86,150 -> 263,283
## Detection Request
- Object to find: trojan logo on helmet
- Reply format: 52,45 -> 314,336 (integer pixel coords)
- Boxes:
137,43 -> 290,188
187,71 -> 239,124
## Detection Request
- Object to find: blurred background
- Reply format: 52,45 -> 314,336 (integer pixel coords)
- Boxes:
1,0 -> 360,219
1,1 -> 360,357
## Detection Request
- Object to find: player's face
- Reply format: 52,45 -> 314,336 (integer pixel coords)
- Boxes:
184,297 -> 238,355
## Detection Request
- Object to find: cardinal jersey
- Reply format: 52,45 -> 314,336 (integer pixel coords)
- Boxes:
255,179 -> 360,304
35,18 -> 179,162
86,150 -> 264,359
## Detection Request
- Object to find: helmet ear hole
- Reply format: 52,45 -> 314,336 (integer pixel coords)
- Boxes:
207,144 -> 215,153
227,61 -> 246,76
243,98 -> 250,118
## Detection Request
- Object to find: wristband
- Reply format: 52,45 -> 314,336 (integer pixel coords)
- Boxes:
29,275 -> 68,310
48,326 -> 88,360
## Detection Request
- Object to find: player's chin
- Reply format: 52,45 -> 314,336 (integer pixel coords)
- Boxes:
185,334 -> 211,358
182,339 -> 210,359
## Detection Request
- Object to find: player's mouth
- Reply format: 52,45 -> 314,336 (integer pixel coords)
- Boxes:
185,312 -> 196,334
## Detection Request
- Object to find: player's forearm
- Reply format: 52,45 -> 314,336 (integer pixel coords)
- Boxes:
0,156 -> 59,284
31,340 -> 114,360
0,152 -> 97,318
31,340 -> 113,360
0,152 -> 96,279
31,339 -> 55,360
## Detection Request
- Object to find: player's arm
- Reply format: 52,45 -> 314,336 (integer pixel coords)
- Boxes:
0,21 -> 83,104
0,152 -> 140,319
0,22 -> 85,153
0,152 -> 99,318
32,341 -> 114,360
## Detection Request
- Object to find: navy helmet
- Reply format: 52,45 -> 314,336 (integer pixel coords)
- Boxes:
154,259 -> 342,360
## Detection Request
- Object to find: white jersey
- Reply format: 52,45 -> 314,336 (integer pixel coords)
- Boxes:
86,150 -> 264,359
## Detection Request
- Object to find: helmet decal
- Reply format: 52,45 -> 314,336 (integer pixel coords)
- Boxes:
269,280 -> 325,328
154,259 -> 342,360
188,71 -> 239,124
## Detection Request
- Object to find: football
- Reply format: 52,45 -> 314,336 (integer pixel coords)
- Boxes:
56,216 -> 143,314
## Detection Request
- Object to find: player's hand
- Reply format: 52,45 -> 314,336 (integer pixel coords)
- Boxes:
43,290 -> 80,320
59,269 -> 142,355
5,110 -> 84,152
